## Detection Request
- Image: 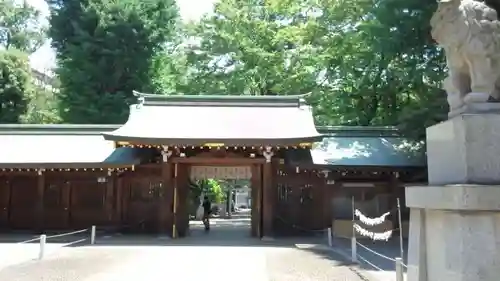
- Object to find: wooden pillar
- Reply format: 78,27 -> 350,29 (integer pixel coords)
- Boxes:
173,163 -> 178,238
0,177 -> 11,228
159,162 -> 173,235
36,169 -> 45,231
262,162 -> 273,237
175,164 -> 189,238
105,174 -> 115,223
321,176 -> 333,227
121,176 -> 130,228
62,180 -> 71,228
271,159 -> 280,234
250,164 -> 262,237
115,176 -> 123,227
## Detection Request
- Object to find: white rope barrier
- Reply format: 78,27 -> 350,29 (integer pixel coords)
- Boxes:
357,254 -> 384,271
348,236 -> 408,281
64,238 -> 88,247
17,236 -> 41,244
45,228 -> 88,239
354,242 -> 406,281
349,201 -> 407,281
35,225 -> 96,260
355,241 -> 397,262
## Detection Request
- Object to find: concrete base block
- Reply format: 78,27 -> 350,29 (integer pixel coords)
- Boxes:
426,114 -> 500,185
406,184 -> 500,281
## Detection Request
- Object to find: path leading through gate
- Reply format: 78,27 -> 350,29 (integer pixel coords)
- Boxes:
0,216 -> 373,281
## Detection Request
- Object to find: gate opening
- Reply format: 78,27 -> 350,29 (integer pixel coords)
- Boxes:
185,165 -> 259,238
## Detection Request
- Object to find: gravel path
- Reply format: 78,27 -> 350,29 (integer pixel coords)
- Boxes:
0,247 -> 141,281
0,243 -> 371,281
0,223 -> 373,281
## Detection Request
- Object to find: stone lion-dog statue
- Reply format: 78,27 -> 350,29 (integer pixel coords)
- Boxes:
431,0 -> 500,115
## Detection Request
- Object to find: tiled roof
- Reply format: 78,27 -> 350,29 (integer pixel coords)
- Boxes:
103,92 -> 323,146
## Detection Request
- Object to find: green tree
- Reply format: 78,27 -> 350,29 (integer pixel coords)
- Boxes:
190,179 -> 225,204
170,0 -> 322,96
188,178 -> 226,217
0,0 -> 51,124
23,85 -> 61,124
0,49 -> 32,123
0,0 -> 46,54
313,0 -> 447,138
171,0 -> 447,139
48,0 -> 180,123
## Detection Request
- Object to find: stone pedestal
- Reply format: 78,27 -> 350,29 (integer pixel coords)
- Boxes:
406,114 -> 500,281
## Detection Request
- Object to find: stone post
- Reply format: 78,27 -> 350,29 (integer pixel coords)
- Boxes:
406,115 -> 500,281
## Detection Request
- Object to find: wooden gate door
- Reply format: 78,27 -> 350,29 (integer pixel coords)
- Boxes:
0,178 -> 10,228
44,179 -> 70,229
250,164 -> 262,237
274,167 -> 299,235
275,182 -> 293,235
297,172 -> 327,232
9,176 -> 37,229
298,183 -> 315,232
124,177 -> 162,233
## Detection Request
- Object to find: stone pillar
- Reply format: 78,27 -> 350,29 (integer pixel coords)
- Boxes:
406,115 -> 500,281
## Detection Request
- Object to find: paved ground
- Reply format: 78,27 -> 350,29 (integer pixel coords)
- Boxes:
0,220 -> 373,281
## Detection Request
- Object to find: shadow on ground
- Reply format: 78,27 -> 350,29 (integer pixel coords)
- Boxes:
80,227 -> 326,248
295,243 -> 375,281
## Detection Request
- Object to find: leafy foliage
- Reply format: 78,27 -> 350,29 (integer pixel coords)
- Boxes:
2,0 -> 455,137
172,0 -> 323,96
313,0 -> 447,138
47,0 -> 180,123
0,0 -> 59,124
23,85 -> 61,124
0,49 -> 32,123
159,0 -> 448,139
0,0 -> 46,54
190,179 -> 226,204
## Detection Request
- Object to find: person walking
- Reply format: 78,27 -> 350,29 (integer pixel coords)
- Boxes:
202,196 -> 211,231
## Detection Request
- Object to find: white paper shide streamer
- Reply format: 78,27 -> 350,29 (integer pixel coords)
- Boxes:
353,223 -> 393,241
354,209 -> 390,226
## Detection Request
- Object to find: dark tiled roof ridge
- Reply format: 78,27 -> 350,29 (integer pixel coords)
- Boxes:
317,126 -> 403,137
0,124 -> 119,135
132,90 -> 310,107
0,124 -> 410,137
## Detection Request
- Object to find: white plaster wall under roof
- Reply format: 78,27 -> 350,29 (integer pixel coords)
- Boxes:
0,134 -> 139,168
1,135 -> 112,164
